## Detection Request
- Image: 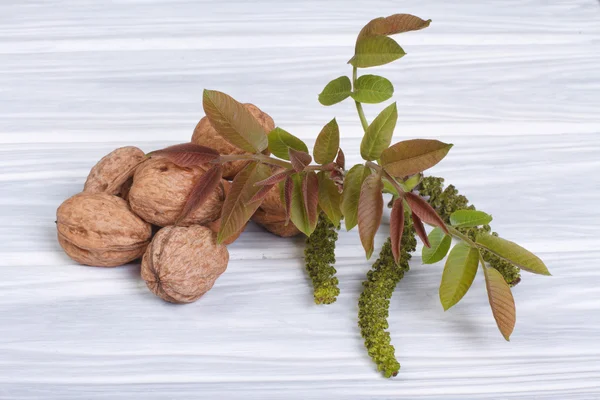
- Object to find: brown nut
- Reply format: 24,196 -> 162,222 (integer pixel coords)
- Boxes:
56,192 -> 152,267
191,103 -> 275,180
252,208 -> 301,238
257,180 -> 286,215
141,225 -> 229,304
84,146 -> 146,198
128,157 -> 226,227
250,182 -> 301,237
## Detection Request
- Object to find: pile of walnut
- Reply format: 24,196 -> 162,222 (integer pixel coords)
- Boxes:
56,104 -> 299,304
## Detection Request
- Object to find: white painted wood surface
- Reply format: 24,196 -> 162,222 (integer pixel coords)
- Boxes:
1,1 -> 599,398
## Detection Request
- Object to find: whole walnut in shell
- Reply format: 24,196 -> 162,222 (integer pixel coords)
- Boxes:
141,225 -> 229,304
191,103 -> 275,180
84,146 -> 146,198
128,157 -> 227,227
251,184 -> 301,237
252,208 -> 301,238
56,192 -> 152,267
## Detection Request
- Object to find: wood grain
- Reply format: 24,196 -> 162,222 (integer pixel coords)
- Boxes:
1,0 -> 599,398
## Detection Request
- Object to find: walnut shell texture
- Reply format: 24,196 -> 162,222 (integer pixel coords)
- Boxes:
191,103 -> 275,180
128,157 -> 226,227
84,146 -> 146,197
257,181 -> 286,215
252,208 -> 302,238
56,192 -> 152,267
141,225 -> 229,304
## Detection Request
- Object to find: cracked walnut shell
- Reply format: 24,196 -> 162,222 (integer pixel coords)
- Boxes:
191,103 -> 275,180
141,225 -> 229,304
56,192 -> 152,267
84,146 -> 146,197
128,157 -> 227,227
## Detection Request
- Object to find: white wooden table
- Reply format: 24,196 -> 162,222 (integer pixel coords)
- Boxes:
1,1 -> 599,398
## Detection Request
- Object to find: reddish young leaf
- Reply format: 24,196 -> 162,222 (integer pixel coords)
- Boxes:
358,174 -> 384,259
320,162 -> 337,171
390,198 -> 405,264
176,164 -> 223,224
357,14 -> 432,43
284,175 -> 294,225
380,139 -> 453,177
484,266 -> 516,341
255,169 -> 293,186
218,162 -> 271,244
302,171 -> 319,230
203,89 -> 269,153
288,148 -> 312,172
412,212 -> 430,248
249,184 -> 274,204
329,169 -> 344,192
335,148 -> 346,170
405,191 -> 449,234
150,143 -> 219,167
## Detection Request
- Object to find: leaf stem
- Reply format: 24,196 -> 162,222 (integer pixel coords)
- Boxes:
479,252 -> 487,269
447,225 -> 478,248
218,154 -> 341,173
217,154 -> 291,169
353,66 -> 369,133
366,161 -> 404,196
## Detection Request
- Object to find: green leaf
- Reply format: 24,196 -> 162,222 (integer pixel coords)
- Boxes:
450,210 -> 493,228
422,227 -> 452,264
267,128 -> 308,161
317,172 -> 342,227
288,148 -> 312,172
289,173 -> 317,236
349,36 -> 406,68
351,74 -> 394,104
313,118 -> 340,164
381,139 -> 453,177
476,233 -> 551,276
341,164 -> 370,231
439,243 -> 480,311
399,173 -> 422,192
484,266 -> 516,341
202,90 -> 268,153
318,76 -> 352,106
360,102 -> 398,161
382,179 -> 399,196
218,162 -> 271,244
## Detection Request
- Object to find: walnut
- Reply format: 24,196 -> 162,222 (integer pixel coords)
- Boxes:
141,225 -> 229,303
84,146 -> 146,198
56,192 -> 152,267
252,208 -> 301,238
257,179 -> 286,215
249,183 -> 301,237
191,103 -> 275,180
128,157 -> 227,227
